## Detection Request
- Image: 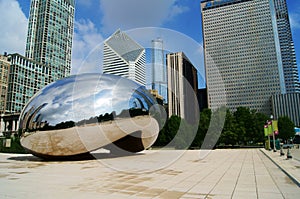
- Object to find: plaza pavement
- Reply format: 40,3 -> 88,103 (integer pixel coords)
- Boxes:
0,148 -> 299,199
260,147 -> 300,187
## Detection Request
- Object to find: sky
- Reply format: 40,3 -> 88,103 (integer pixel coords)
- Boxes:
0,0 -> 300,88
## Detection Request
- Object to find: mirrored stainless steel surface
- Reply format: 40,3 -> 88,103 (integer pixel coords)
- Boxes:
19,73 -> 161,158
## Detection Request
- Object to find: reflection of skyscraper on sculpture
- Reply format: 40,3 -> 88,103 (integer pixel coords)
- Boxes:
103,30 -> 146,86
151,38 -> 167,103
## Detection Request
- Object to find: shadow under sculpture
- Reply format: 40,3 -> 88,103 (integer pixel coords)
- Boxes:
19,73 -> 161,159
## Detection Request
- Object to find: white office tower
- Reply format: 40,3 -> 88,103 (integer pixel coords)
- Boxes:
103,30 -> 146,86
201,0 -> 287,115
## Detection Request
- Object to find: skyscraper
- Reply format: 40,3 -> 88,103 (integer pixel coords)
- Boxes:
167,52 -> 198,124
271,93 -> 300,126
274,0 -> 300,93
151,38 -> 167,102
6,54 -> 52,113
25,0 -> 75,80
0,53 -> 52,133
0,54 -> 10,114
200,0 -> 296,114
0,0 -> 74,133
103,30 -> 146,86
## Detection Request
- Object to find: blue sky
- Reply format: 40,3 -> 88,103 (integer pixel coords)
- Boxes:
0,0 -> 299,88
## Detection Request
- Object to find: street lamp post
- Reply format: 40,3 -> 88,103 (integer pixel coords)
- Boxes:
270,115 -> 276,152
268,131 -> 271,151
265,120 -> 271,150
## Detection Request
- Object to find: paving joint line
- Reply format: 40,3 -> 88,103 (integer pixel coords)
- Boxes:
257,149 -> 286,198
259,149 -> 300,187
230,149 -> 249,199
293,157 -> 300,163
252,150 -> 259,199
185,150 -> 233,196
206,150 -> 241,198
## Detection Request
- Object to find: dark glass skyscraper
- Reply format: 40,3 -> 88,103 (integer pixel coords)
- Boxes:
25,0 -> 75,80
274,0 -> 300,93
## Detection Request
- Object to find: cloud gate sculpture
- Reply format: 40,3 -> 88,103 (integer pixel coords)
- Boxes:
19,74 -> 161,159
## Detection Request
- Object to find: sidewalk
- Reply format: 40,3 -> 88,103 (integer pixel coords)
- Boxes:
1,149 -> 299,198
260,148 -> 300,187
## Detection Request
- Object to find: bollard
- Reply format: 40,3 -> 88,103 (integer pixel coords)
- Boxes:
287,148 -> 292,159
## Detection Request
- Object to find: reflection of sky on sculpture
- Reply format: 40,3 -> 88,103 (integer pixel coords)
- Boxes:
111,76 -> 143,114
129,98 -> 143,109
20,74 -> 154,126
130,88 -> 152,110
112,84 -> 151,114
93,89 -> 113,112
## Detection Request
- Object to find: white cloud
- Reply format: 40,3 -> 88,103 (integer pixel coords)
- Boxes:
167,4 -> 189,19
290,13 -> 300,30
76,0 -> 93,7
0,0 -> 28,55
99,0 -> 189,33
71,19 -> 104,74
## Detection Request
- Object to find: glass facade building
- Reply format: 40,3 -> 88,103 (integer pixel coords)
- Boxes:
201,0 -> 292,115
151,38 -> 167,103
273,0 -> 300,93
6,54 -> 52,113
1,0 -> 74,132
0,54 -> 10,114
103,30 -> 146,86
25,0 -> 75,80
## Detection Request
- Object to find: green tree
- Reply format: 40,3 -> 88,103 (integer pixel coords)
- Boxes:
154,127 -> 167,146
165,115 -> 181,143
192,108 -> 212,147
233,107 -> 250,145
155,114 -> 198,149
154,115 -> 181,147
202,107 -> 226,149
278,116 -> 295,142
218,107 -> 268,146
251,112 -> 269,144
173,118 -> 194,149
219,109 -> 238,145
220,131 -> 238,145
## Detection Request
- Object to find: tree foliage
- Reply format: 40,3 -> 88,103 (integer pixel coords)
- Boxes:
202,106 -> 226,149
154,115 -> 181,147
155,106 -> 274,148
192,108 -> 211,147
154,115 -> 197,149
219,109 -> 238,145
278,116 -> 295,142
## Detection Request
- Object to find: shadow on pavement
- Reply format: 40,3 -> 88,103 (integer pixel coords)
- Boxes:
7,151 -> 144,162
